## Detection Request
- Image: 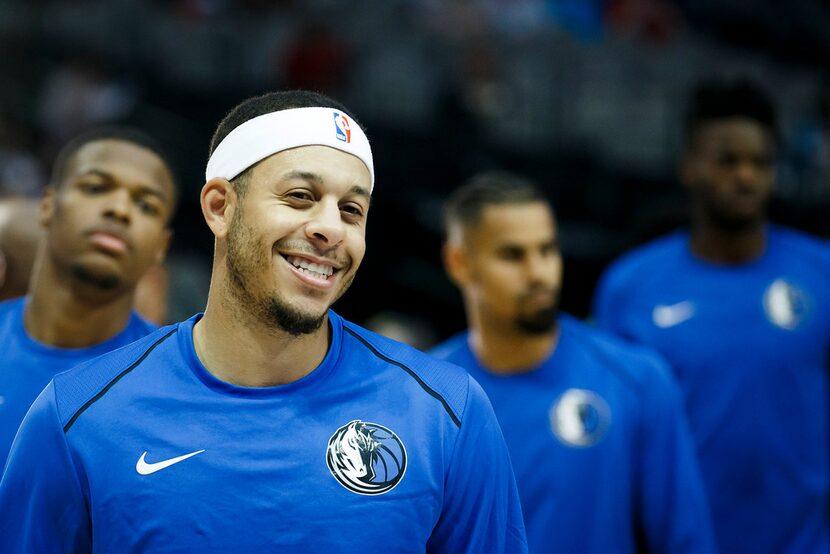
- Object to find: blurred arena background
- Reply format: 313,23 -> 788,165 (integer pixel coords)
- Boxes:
1,0 -> 829,345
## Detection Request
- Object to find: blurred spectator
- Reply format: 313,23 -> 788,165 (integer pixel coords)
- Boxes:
0,196 -> 41,301
37,57 -> 138,158
790,79 -> 830,196
606,0 -> 681,44
281,23 -> 352,96
0,115 -> 46,197
363,310 -> 438,350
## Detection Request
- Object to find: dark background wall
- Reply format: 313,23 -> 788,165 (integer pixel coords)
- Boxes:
1,0 -> 829,345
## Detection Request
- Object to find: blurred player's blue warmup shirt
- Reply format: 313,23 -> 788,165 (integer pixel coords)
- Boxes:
595,225 -> 830,554
0,297 -> 155,465
431,314 -> 716,554
0,311 -> 528,553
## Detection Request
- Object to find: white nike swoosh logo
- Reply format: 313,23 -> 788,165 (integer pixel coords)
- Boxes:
136,449 -> 205,475
652,301 -> 695,328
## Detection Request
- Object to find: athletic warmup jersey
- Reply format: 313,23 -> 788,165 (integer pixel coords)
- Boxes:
0,297 -> 155,465
0,311 -> 527,553
430,315 -> 715,554
594,226 -> 830,554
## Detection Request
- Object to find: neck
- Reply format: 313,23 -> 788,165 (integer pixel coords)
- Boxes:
689,219 -> 767,264
468,310 -> 559,375
25,257 -> 135,348
192,279 -> 330,388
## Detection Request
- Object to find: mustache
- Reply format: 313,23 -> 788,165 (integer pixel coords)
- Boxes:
518,285 -> 557,300
275,239 -> 351,268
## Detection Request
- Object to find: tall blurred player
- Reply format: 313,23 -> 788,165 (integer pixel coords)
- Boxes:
432,172 -> 716,553
0,128 -> 175,464
595,78 -> 830,554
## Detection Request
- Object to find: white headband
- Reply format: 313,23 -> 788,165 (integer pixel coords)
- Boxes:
205,107 -> 374,191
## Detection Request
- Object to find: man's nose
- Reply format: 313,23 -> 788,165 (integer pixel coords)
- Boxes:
102,189 -> 132,224
526,253 -> 551,283
305,198 -> 345,248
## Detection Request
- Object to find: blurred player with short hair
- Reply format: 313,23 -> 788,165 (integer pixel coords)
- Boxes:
595,77 -> 830,554
0,127 -> 175,465
432,171 -> 715,553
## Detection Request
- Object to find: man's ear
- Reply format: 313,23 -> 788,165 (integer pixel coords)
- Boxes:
40,187 -> 55,228
442,241 -> 472,288
200,177 -> 236,239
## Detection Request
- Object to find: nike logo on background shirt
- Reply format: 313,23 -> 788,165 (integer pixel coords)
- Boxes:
652,301 -> 695,328
135,449 -> 205,475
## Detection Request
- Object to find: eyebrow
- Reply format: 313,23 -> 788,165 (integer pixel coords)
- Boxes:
77,169 -> 169,202
283,170 -> 372,204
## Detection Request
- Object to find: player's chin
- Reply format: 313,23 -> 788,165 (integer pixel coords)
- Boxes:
71,262 -> 124,291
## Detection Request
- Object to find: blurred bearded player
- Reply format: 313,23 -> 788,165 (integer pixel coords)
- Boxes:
431,172 -> 715,553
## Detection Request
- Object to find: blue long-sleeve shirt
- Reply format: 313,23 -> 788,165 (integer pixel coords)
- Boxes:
0,311 -> 527,553
595,225 -> 830,554
432,314 -> 716,553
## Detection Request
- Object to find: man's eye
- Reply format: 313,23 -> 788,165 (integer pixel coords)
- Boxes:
499,249 -> 523,261
287,191 -> 314,202
137,199 -> 161,216
79,182 -> 107,194
340,204 -> 364,217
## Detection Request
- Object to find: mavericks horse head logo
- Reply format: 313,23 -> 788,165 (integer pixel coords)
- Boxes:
326,420 -> 407,495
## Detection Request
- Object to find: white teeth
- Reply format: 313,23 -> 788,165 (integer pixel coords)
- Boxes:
286,255 -> 334,279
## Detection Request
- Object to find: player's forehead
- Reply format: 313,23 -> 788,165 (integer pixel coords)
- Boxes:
692,117 -> 774,156
250,145 -> 372,198
473,201 -> 556,246
68,139 -> 173,195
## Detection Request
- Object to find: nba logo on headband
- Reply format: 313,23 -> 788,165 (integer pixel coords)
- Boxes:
334,112 -> 351,143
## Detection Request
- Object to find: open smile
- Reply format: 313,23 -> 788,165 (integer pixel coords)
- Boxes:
280,253 -> 341,289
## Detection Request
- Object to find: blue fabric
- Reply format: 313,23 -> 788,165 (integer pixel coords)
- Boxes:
0,297 -> 155,466
431,314 -> 716,554
594,225 -> 830,554
0,311 -> 527,553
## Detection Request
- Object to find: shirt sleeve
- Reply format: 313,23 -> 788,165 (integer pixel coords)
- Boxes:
0,381 -> 91,553
427,377 -> 528,554
636,357 -> 718,553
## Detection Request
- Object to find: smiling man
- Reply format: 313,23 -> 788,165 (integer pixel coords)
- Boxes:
0,128 -> 175,465
595,78 -> 830,553
0,91 -> 527,553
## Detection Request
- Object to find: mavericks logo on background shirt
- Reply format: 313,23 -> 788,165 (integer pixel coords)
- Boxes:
763,278 -> 808,330
326,420 -> 407,495
549,389 -> 611,447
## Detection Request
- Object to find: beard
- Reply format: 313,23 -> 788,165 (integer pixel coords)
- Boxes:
225,211 -> 349,336
708,203 -> 766,233
515,306 -> 557,335
71,264 -> 121,291
514,286 -> 558,335
696,188 -> 768,234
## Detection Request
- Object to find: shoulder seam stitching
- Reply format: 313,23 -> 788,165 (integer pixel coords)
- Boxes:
63,328 -> 178,433
343,325 -> 462,428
